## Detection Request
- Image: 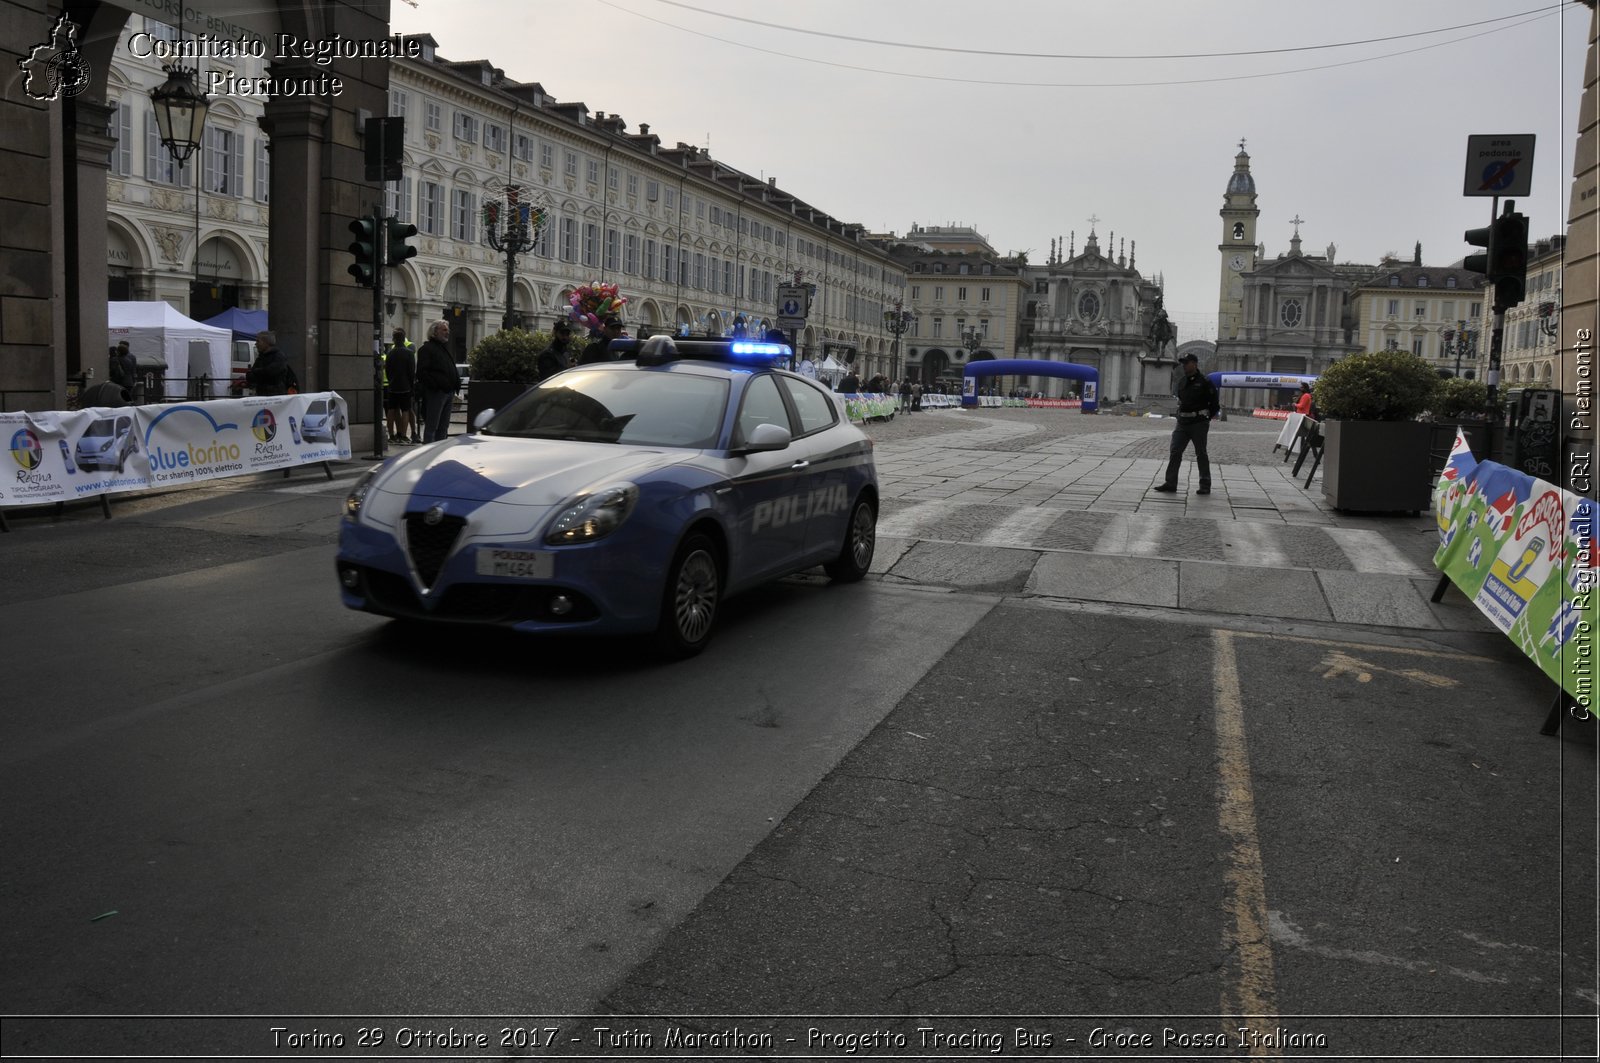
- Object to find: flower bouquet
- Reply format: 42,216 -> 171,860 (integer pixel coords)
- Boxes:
568,282 -> 627,331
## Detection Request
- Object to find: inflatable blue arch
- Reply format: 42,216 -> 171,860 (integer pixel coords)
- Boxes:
962,358 -> 1100,413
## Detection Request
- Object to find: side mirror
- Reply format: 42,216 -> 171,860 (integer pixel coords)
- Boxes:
472,409 -> 496,430
736,422 -> 791,454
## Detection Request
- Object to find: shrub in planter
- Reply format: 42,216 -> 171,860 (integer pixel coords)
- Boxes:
1313,349 -> 1441,422
466,328 -> 550,424
1315,350 -> 1441,514
467,328 -> 549,386
1429,376 -> 1489,420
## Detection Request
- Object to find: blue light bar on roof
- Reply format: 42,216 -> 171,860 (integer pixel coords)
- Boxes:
730,341 -> 789,359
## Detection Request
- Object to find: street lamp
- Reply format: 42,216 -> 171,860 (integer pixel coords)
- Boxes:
150,65 -> 209,165
151,63 -> 208,391
883,303 -> 913,382
1538,290 -> 1560,340
1441,320 -> 1478,379
962,324 -> 984,393
482,185 -> 549,330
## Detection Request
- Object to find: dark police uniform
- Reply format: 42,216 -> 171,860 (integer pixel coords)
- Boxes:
1157,366 -> 1221,493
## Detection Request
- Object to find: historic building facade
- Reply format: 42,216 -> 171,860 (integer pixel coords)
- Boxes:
89,22 -> 913,399
1347,255 -> 1489,377
870,225 -> 1028,387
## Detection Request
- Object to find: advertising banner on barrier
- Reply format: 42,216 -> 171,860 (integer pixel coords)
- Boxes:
1,392 -> 352,508
841,394 -> 901,422
1432,430 -> 1596,703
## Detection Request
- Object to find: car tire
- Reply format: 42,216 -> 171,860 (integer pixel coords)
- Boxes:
652,533 -> 720,659
824,495 -> 876,583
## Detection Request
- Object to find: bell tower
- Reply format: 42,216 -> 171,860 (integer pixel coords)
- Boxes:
1217,141 -> 1259,341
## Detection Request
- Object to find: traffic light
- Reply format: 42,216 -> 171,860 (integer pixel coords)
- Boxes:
347,214 -> 377,287
1490,208 -> 1528,309
386,217 -> 418,267
1463,221 -> 1493,279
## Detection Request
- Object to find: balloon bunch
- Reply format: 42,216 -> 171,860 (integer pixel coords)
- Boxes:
568,282 -> 627,331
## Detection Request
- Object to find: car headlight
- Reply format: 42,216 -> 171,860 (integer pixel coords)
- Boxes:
344,466 -> 382,520
545,483 -> 638,545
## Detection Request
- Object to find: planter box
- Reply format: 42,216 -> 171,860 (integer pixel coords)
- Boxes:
465,379 -> 531,427
1321,419 -> 1434,514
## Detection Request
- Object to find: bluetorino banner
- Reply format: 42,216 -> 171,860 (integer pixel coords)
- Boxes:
1,392 -> 352,508
1433,430 -> 1597,705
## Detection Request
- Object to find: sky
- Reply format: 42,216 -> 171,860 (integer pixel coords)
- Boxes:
392,0 -> 1591,337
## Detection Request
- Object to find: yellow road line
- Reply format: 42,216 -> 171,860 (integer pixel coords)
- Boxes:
1231,628 -> 1496,662
1214,628 -> 1282,1057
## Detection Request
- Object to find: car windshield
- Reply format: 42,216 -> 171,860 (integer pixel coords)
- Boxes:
484,369 -> 729,448
307,400 -> 327,416
84,418 -> 115,437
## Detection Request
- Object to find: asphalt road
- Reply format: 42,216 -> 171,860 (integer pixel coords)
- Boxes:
1,409 -> 1594,1060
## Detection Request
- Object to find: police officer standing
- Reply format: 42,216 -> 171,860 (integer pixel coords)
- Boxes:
1152,352 -> 1220,496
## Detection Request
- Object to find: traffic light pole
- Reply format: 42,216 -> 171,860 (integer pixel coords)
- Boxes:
370,206 -> 386,460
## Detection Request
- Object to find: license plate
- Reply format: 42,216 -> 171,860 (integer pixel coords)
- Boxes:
475,547 -> 554,580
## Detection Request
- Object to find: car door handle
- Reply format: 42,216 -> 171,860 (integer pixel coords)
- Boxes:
790,460 -> 809,469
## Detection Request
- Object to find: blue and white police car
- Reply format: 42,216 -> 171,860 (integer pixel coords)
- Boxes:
336,336 -> 879,657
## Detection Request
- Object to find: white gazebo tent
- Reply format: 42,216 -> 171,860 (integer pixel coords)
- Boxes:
107,301 -> 232,399
816,355 -> 846,389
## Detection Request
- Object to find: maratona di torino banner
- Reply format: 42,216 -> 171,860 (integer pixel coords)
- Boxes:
1432,429 -> 1596,706
1,393 -> 351,508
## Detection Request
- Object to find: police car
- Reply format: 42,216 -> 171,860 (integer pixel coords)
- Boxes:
336,336 -> 879,657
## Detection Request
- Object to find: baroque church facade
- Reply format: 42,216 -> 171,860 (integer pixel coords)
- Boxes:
1021,227 -> 1171,401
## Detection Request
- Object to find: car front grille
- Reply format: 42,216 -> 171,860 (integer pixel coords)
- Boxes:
404,512 -> 466,588
354,565 -> 597,624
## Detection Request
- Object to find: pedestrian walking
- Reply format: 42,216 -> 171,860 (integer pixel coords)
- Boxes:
1152,352 -> 1220,495
415,319 -> 460,443
245,331 -> 292,396
385,328 -> 416,444
108,342 -> 137,395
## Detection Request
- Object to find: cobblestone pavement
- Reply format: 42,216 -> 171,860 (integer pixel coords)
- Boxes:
862,405 -> 1289,467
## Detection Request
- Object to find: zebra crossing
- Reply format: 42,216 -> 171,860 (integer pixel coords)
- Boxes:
876,498 -> 1433,577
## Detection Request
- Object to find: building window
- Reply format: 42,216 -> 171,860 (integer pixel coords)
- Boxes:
565,151 -> 578,178
1232,222 -> 1245,240
1413,338 -> 1424,356
540,142 -> 553,170
607,166 -> 619,191
451,189 -> 475,242
723,259 -> 733,295
561,217 -> 577,262
425,100 -> 441,132
144,109 -> 188,187
957,286 -> 967,302
1446,275 -> 1458,288
1279,298 -> 1303,329
932,318 -> 943,339
1387,299 -> 1400,317
695,198 -> 705,221
513,133 -> 532,161
625,233 -> 639,274
1415,302 -> 1426,318
664,187 -> 676,211
583,222 -> 599,267
1469,304 -> 1481,319
452,112 -> 478,142
678,248 -> 690,286
483,123 -> 505,153
911,285 -> 920,300
254,138 -> 270,203
694,252 -> 705,289
203,126 -> 244,196
387,176 -> 410,222
627,173 -> 639,198
605,228 -> 619,271
107,100 -> 132,177
647,179 -> 659,202
586,159 -> 599,185
1388,275 -> 1401,286
933,286 -> 944,301
419,181 -> 444,235
388,89 -> 409,122
980,287 -> 991,302
1417,274 -> 1429,287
